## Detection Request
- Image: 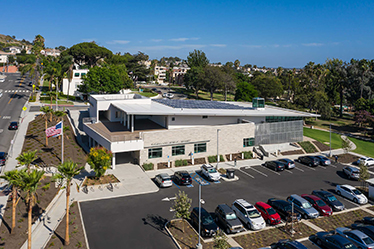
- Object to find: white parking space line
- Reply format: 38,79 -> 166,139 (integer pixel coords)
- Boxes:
319,166 -> 327,170
238,168 -> 255,178
284,169 -> 293,174
298,164 -> 316,171
247,167 -> 268,177
330,164 -> 337,168
260,166 -> 281,175
294,167 -> 304,172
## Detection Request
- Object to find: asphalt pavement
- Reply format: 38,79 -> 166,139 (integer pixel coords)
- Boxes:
0,73 -> 31,153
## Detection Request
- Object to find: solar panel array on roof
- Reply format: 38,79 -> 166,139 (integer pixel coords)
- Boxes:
153,99 -> 252,110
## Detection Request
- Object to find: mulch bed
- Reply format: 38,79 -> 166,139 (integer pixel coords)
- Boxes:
46,201 -> 87,249
194,157 -> 206,165
22,114 -> 86,168
281,150 -> 304,156
157,162 -> 170,169
82,174 -> 119,186
310,209 -> 371,231
233,222 -> 316,249
0,176 -> 59,249
313,141 -> 331,151
328,153 -> 360,164
226,153 -> 243,161
168,219 -> 226,249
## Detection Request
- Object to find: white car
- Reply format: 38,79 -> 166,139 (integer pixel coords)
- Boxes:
154,173 -> 173,188
232,199 -> 266,230
166,93 -> 174,99
335,184 -> 368,204
357,157 -> 374,166
201,164 -> 221,181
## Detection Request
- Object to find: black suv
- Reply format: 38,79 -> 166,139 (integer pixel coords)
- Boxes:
264,161 -> 286,172
190,207 -> 219,237
267,198 -> 301,221
298,156 -> 319,167
174,171 -> 192,185
214,204 -> 243,234
311,190 -> 345,211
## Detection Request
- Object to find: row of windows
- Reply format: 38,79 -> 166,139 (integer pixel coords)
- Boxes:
74,72 -> 86,78
265,116 -> 302,123
243,138 -> 255,147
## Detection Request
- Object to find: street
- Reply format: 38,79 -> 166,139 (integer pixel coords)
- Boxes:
0,73 -> 32,153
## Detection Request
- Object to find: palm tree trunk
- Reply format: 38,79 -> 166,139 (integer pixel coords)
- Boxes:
27,198 -> 32,249
45,118 -> 48,146
65,183 -> 70,245
11,187 -> 16,233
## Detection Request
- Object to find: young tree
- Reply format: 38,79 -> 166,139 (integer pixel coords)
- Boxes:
184,66 -> 204,99
16,150 -> 38,172
54,110 -> 66,122
18,169 -> 45,249
87,147 -> 112,178
235,81 -> 258,102
213,230 -> 229,249
341,136 -> 353,154
52,161 -> 83,245
187,50 -> 209,68
172,191 -> 192,232
202,66 -> 223,101
0,170 -> 22,234
40,106 -> 52,146
359,162 -> 370,188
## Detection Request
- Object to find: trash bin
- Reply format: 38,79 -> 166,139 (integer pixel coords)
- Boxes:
226,169 -> 235,179
260,155 -> 264,160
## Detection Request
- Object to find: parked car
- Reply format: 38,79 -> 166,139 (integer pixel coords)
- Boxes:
315,155 -> 331,166
201,164 -> 221,181
301,194 -> 332,216
255,201 -> 281,225
286,194 -> 319,219
335,227 -> 374,249
151,88 -> 157,92
335,184 -> 368,204
315,231 -> 358,249
232,199 -> 266,230
166,93 -> 174,99
214,204 -> 244,234
8,121 -> 18,130
28,81 -> 33,86
264,161 -> 286,172
270,239 -> 308,249
357,157 -> 374,166
162,92 -> 168,97
297,156 -> 319,167
267,198 -> 301,222
343,166 -> 360,180
356,217 -> 374,226
311,190 -> 345,211
0,152 -> 7,166
190,207 -> 219,237
154,173 -> 172,187
278,158 -> 295,169
351,223 -> 374,240
174,171 -> 192,185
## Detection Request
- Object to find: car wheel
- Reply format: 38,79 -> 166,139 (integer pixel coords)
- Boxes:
316,239 -> 322,246
226,227 -> 230,234
303,214 -> 308,219
266,219 -> 271,225
337,190 -> 341,196
354,198 -> 358,204
247,222 -> 252,230
309,163 -> 312,167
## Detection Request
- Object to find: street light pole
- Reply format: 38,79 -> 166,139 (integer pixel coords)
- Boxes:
196,183 -> 202,249
329,123 -> 332,157
216,129 -> 221,169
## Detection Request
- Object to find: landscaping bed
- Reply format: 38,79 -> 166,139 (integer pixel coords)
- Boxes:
233,222 -> 316,249
225,153 -> 244,161
82,174 -> 119,186
22,114 -> 86,168
0,176 -> 59,249
168,219 -> 226,249
298,141 -> 318,153
309,209 -> 370,231
281,150 -> 304,156
157,162 -> 170,169
46,202 -> 87,249
194,157 -> 206,165
328,153 -> 360,164
313,141 -> 331,151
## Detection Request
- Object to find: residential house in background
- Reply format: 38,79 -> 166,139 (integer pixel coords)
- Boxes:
3,46 -> 22,54
0,51 -> 11,64
62,68 -> 89,98
172,66 -> 190,85
154,65 -> 167,84
40,48 -> 61,57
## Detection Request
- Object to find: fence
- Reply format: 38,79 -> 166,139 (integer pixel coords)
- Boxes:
255,120 -> 303,145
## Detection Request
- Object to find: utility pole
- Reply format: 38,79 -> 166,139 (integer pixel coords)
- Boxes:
216,129 -> 221,169
196,183 -> 202,249
329,123 -> 332,157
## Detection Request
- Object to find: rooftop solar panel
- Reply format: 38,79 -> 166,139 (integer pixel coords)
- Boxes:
153,99 -> 252,110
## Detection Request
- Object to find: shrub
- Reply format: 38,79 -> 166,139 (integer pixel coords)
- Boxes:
42,182 -> 50,191
242,151 -> 253,159
208,155 -> 224,163
175,159 -> 188,167
87,147 -> 113,177
143,163 -> 154,171
298,141 -> 318,153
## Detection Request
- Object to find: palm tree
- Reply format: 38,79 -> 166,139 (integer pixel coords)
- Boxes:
40,106 -> 52,146
16,150 -> 38,172
0,170 -> 22,234
54,110 -> 66,122
52,161 -> 83,245
18,169 -> 45,249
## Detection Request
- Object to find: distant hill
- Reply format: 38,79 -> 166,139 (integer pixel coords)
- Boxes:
0,34 -> 32,50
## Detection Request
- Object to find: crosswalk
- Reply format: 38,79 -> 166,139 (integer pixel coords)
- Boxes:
3,90 -> 30,93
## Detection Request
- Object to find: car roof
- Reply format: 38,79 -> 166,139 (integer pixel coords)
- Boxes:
158,173 -> 170,178
10,121 -> 17,124
345,166 -> 359,171
217,204 -> 234,213
314,190 -> 332,196
290,194 -> 309,203
269,198 -> 289,205
301,194 -> 321,201
341,184 -> 356,190
176,170 -> 189,174
255,201 -> 272,209
234,199 -> 254,209
279,158 -> 292,162
0,152 -> 5,156
350,229 -> 370,238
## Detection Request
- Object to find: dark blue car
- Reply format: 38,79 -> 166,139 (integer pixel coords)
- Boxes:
315,231 -> 358,249
271,239 -> 308,249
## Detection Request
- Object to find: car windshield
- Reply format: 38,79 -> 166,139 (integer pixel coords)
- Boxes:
267,207 -> 276,215
208,168 -> 217,173
226,213 -> 237,220
363,237 -> 374,245
284,205 -> 292,212
327,195 -> 337,202
247,209 -> 261,218
344,243 -> 355,249
302,202 -> 312,209
316,200 -> 326,207
0,155 -> 5,159
163,177 -> 171,181
202,215 -> 214,225
352,189 -> 362,195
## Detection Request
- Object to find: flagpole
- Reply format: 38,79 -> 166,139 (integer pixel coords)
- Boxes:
61,119 -> 64,163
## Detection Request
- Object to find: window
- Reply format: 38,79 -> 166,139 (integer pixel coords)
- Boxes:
172,145 -> 185,156
194,143 -> 207,153
148,148 -> 162,159
74,72 -> 80,77
171,117 -> 175,121
243,138 -> 254,147
202,116 -> 208,119
115,111 -> 120,118
265,116 -> 302,123
81,73 -> 86,76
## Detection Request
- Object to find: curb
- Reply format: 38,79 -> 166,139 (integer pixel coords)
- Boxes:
164,220 -> 182,249
78,201 -> 90,249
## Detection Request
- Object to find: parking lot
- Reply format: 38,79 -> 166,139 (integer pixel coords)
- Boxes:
80,161 -> 370,249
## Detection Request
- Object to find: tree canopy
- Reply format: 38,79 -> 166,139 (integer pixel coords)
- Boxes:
187,49 -> 209,68
64,42 -> 113,67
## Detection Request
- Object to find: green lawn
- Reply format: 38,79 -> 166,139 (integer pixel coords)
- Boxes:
303,127 -> 343,149
348,137 -> 374,158
134,91 -> 158,97
40,100 -> 74,105
170,87 -> 235,101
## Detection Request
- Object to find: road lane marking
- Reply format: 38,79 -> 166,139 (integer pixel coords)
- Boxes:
247,166 -> 268,177
8,76 -> 25,104
294,167 -> 304,172
260,165 -> 281,175
238,168 -> 255,178
2,116 -> 11,119
284,169 -> 293,174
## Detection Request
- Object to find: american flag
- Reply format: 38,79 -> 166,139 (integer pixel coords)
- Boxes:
45,121 -> 62,138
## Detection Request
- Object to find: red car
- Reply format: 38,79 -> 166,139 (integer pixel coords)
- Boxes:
255,201 -> 281,225
301,194 -> 332,216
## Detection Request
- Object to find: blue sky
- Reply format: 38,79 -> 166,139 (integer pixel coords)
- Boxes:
3,0 -> 374,68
